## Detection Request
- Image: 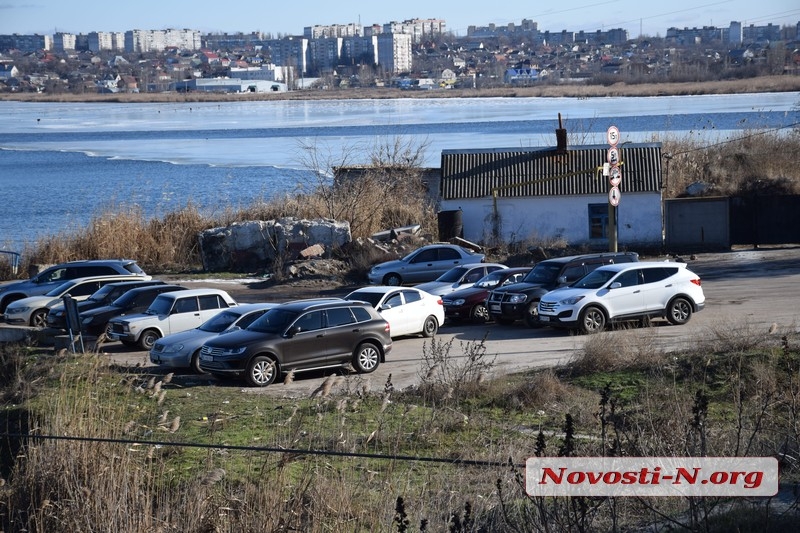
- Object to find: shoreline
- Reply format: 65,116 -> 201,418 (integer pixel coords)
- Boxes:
2,75 -> 799,104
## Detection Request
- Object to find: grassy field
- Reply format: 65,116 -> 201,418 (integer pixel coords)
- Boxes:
1,322 -> 799,531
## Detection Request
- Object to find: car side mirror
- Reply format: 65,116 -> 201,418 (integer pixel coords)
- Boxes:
609,282 -> 622,289
285,325 -> 302,338
379,304 -> 391,311
557,276 -> 568,285
224,326 -> 241,334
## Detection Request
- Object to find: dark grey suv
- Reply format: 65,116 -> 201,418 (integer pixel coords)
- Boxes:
0,259 -> 146,313
487,252 -> 639,326
199,298 -> 393,387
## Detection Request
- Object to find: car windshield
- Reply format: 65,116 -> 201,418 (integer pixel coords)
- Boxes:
198,310 -> 239,333
86,284 -> 119,303
437,266 -> 470,282
474,269 -> 509,288
146,296 -> 174,315
44,280 -> 78,297
248,308 -> 298,334
571,269 -> 618,289
346,291 -> 382,308
523,263 -> 563,284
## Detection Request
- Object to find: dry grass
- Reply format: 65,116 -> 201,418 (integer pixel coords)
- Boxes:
2,326 -> 800,531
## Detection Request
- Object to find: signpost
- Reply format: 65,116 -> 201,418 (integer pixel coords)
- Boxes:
606,126 -> 622,252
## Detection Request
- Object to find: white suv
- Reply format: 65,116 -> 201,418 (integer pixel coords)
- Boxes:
108,288 -> 238,350
537,261 -> 705,333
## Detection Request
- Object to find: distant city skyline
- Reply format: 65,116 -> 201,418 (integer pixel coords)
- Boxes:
1,0 -> 799,39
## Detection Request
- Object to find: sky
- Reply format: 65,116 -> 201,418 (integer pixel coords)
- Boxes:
1,0 -> 799,39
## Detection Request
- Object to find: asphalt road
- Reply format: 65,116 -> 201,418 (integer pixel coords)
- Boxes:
97,247 -> 800,396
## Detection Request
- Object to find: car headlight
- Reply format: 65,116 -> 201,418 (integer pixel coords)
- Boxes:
159,343 -> 184,354
81,316 -> 95,325
560,295 -> 586,305
6,306 -> 29,315
451,298 -> 465,306
508,294 -> 527,304
218,346 -> 246,356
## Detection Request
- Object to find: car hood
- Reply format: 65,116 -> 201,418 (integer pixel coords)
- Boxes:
491,282 -> 547,294
540,286 -> 602,302
370,259 -> 405,272
443,286 -> 489,300
81,303 -> 126,318
6,295 -> 59,309
414,281 -> 466,295
204,328 -> 277,348
158,328 -> 216,347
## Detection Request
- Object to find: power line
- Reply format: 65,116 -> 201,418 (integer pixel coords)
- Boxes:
2,432 -> 525,469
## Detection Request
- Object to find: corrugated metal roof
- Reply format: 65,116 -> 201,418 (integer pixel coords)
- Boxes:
440,143 -> 662,200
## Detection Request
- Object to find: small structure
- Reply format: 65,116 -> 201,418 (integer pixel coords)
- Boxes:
438,142 -> 663,250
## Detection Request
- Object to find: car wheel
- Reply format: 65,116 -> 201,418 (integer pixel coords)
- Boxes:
495,317 -> 515,325
246,356 -> 277,387
667,297 -> 693,325
191,350 -> 205,374
103,322 -> 114,338
30,309 -> 49,329
524,300 -> 542,328
421,316 -> 439,337
579,306 -> 606,334
383,273 -> 402,286
352,342 -> 380,373
138,329 -> 161,351
470,303 -> 490,323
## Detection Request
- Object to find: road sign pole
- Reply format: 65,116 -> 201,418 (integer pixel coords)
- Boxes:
606,126 -> 621,252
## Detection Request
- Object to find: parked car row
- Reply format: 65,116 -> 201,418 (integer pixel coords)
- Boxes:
1,249 -> 706,389
368,248 -> 706,334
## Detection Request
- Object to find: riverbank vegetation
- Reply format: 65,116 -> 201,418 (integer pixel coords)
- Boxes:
1,320 -> 798,531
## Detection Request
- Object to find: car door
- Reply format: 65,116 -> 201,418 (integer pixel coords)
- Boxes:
280,310 -> 329,369
404,248 -> 439,283
432,247 -> 465,279
378,291 -> 410,336
321,306 -> 361,364
641,266 -> 681,312
400,289 -> 428,334
164,295 -> 203,334
602,269 -> 645,318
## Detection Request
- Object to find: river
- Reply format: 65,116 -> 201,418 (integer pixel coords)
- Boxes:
0,93 -> 798,251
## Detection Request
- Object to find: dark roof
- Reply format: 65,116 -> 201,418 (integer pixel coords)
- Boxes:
440,143 -> 662,200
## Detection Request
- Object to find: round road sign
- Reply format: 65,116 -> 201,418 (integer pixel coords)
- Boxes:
607,147 -> 619,166
607,126 -> 620,146
609,186 -> 621,206
609,166 -> 622,186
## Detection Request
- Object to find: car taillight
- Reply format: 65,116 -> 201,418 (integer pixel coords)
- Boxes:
384,322 -> 391,333
691,278 -> 702,286
437,298 -> 443,306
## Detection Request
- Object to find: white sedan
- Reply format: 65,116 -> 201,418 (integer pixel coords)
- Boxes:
345,286 -> 444,339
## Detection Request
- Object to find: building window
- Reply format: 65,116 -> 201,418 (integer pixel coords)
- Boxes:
589,204 -> 611,239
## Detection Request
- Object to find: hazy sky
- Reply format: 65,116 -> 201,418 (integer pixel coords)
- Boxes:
1,0 -> 798,38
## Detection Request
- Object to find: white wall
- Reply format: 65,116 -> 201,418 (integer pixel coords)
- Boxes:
441,192 -> 663,248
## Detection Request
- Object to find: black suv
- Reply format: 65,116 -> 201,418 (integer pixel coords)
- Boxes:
0,259 -> 146,313
487,252 -> 639,326
199,298 -> 393,387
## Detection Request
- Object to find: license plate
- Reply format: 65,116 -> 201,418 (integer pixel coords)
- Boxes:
539,316 -> 550,322
490,304 -> 500,312
200,354 -> 212,361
